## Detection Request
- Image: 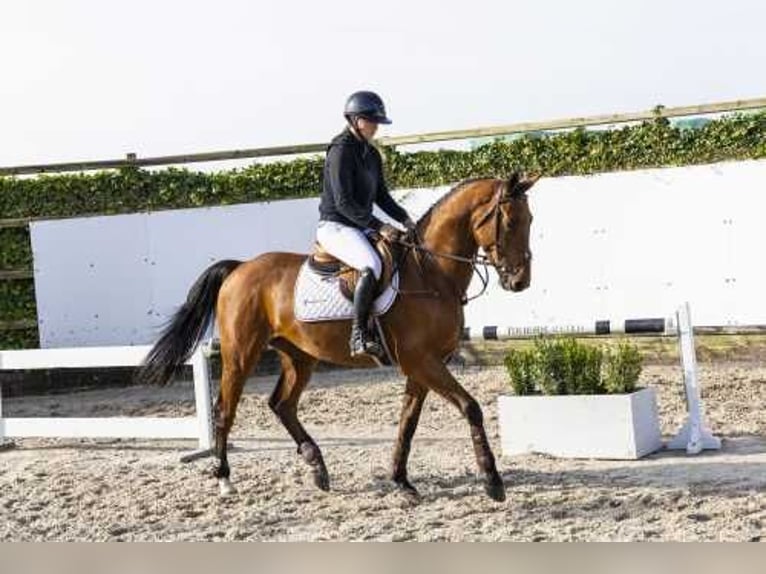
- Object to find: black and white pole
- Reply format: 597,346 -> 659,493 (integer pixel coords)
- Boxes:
462,317 -> 676,341
666,302 -> 721,454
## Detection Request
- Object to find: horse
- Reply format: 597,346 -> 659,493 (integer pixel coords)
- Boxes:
138,172 -> 538,501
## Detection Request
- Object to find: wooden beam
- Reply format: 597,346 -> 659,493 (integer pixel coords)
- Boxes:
0,270 -> 33,281
0,97 -> 763,176
0,319 -> 37,331
0,144 -> 327,176
0,219 -> 29,230
380,97 -> 766,147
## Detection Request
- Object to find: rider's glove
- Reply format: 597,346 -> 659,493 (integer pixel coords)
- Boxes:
379,223 -> 401,241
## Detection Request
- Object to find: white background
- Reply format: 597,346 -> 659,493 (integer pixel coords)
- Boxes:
2,0 -> 764,167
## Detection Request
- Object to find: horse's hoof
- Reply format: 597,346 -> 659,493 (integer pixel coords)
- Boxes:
313,467 -> 330,492
484,477 -> 506,502
393,479 -> 421,502
218,478 -> 238,497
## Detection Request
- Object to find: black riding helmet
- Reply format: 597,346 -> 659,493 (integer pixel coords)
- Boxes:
344,91 -> 392,124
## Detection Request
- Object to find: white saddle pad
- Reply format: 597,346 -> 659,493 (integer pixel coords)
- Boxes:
294,261 -> 399,322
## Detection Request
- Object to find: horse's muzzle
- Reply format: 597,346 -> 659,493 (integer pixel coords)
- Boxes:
500,267 -> 530,292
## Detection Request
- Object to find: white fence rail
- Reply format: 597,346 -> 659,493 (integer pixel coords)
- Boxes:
0,343 -> 215,462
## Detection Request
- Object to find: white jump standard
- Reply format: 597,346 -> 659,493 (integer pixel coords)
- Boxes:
666,302 -> 721,454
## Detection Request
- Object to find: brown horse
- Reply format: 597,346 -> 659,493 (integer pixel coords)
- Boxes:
138,172 -> 538,501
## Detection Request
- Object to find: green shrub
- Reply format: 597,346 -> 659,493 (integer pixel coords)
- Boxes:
562,338 -> 604,395
603,341 -> 643,394
504,337 -> 643,395
534,336 -> 570,395
504,349 -> 537,396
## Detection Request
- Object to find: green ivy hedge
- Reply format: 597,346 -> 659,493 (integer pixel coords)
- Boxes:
0,280 -> 36,322
0,327 -> 38,349
385,111 -> 766,187
1,112 -> 764,220
0,227 -> 32,270
1,111 -> 765,349
0,156 -> 326,220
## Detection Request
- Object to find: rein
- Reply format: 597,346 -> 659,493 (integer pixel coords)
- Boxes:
394,237 -> 493,303
397,238 -> 492,266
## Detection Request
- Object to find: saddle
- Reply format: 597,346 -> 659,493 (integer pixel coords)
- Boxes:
308,229 -> 405,301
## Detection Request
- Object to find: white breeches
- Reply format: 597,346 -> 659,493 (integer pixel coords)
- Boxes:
316,221 -> 382,280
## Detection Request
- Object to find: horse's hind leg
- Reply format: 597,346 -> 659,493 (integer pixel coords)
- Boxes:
391,377 -> 428,499
214,328 -> 268,497
268,347 -> 329,491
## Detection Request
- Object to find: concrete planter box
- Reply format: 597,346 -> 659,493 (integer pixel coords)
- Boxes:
498,387 -> 662,460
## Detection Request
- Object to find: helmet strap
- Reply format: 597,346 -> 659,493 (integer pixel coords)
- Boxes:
347,115 -> 368,142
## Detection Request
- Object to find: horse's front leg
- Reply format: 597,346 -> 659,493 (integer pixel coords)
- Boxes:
404,356 -> 505,502
391,377 -> 428,499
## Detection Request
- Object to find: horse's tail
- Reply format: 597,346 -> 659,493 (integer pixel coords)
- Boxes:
136,259 -> 243,386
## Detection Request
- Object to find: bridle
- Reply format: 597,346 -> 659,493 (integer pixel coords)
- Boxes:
394,181 -> 530,303
472,181 -> 532,280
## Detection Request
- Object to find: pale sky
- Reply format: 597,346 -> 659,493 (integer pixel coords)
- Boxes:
1,0 -> 764,167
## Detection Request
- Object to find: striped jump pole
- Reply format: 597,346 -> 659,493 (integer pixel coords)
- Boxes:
462,317 -> 677,341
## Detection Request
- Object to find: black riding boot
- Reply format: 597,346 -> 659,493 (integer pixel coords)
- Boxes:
350,268 -> 384,358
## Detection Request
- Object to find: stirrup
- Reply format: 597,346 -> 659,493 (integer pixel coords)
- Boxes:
350,339 -> 384,358
363,339 -> 384,358
350,329 -> 384,359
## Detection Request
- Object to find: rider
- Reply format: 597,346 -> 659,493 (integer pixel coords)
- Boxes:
317,90 -> 416,358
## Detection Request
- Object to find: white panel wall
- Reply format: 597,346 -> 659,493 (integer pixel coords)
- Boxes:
30,160 -> 766,348
32,214 -> 153,346
31,198 -> 319,348
467,160 -> 766,330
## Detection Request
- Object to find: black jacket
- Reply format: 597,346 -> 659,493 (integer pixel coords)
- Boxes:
319,128 -> 408,231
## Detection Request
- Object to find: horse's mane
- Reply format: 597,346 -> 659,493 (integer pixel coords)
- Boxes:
416,177 -> 495,229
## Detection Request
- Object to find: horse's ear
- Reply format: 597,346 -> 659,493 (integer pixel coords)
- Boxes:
507,172 -> 521,192
507,172 -> 540,197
